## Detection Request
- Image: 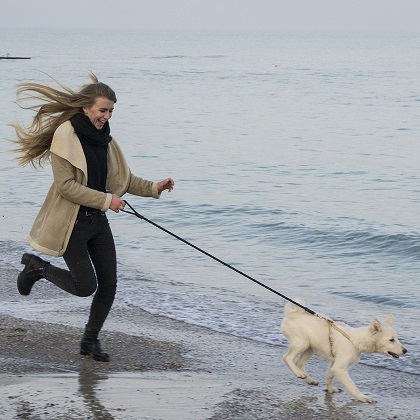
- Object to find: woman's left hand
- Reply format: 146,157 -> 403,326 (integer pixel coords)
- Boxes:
157,178 -> 175,193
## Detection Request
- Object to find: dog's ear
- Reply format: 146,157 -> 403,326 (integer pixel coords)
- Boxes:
384,315 -> 394,326
370,317 -> 383,334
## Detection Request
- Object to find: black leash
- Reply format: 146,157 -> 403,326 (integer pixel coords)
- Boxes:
121,200 -> 353,342
121,200 -> 317,316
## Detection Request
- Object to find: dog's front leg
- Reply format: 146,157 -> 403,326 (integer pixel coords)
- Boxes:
326,363 -> 340,394
330,364 -> 375,403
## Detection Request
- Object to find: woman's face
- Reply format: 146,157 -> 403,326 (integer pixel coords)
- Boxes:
83,97 -> 115,130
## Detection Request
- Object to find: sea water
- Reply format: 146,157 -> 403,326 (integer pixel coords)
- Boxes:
0,28 -> 419,375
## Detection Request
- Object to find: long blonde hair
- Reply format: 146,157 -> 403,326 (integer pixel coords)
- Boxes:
10,72 -> 117,167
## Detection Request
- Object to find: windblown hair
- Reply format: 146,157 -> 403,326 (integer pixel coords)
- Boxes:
10,72 -> 117,167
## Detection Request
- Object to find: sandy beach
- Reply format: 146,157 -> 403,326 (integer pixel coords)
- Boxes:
0,261 -> 417,419
1,307 -> 419,420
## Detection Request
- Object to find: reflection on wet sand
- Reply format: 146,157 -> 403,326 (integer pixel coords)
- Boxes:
78,372 -> 115,420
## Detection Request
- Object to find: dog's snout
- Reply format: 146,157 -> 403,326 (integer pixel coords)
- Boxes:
403,347 -> 408,354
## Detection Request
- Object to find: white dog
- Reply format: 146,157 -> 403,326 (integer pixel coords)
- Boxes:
280,301 -> 407,403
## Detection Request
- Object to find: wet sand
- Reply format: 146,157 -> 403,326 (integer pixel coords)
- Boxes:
0,261 -> 418,419
1,311 -> 419,420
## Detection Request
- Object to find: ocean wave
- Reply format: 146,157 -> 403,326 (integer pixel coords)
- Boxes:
163,202 -> 420,262
284,227 -> 420,261
330,291 -> 419,309
151,55 -> 187,59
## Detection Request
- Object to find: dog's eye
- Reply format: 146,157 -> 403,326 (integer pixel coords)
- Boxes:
390,338 -> 395,342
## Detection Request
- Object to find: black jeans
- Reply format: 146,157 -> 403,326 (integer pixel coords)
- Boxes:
44,212 -> 117,333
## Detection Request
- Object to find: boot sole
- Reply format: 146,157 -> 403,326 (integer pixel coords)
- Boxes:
80,349 -> 110,362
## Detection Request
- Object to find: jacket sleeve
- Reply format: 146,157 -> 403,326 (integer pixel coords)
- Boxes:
106,138 -> 160,199
125,172 -> 160,198
51,152 -> 113,212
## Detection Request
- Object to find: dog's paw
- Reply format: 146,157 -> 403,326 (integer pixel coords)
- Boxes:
304,376 -> 319,386
358,395 -> 375,403
327,386 -> 340,394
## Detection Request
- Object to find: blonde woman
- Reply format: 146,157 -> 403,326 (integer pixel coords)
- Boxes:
12,73 -> 174,362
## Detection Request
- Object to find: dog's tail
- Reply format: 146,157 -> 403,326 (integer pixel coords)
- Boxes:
284,299 -> 307,317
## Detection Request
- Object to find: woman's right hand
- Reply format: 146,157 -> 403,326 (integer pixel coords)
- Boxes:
109,194 -> 126,213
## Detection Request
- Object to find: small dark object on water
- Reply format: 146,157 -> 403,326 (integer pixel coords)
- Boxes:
0,53 -> 31,59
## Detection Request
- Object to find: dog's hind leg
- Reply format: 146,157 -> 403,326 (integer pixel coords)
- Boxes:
296,348 -> 318,385
283,344 -> 318,385
327,362 -> 374,403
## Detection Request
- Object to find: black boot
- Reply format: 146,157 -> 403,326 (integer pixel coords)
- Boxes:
80,327 -> 110,362
17,253 -> 50,296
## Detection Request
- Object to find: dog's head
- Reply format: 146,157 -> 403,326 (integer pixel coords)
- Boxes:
369,315 -> 407,358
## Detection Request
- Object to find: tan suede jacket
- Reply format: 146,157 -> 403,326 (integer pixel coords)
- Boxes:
28,121 -> 160,257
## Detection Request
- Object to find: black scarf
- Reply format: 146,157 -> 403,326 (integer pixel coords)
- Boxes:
70,113 -> 112,146
70,113 -> 111,205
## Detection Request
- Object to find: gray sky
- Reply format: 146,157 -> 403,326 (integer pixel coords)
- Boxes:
1,0 -> 419,31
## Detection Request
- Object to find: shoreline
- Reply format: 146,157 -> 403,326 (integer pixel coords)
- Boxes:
1,313 -> 419,419
0,314 -> 184,376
